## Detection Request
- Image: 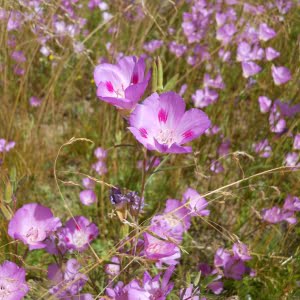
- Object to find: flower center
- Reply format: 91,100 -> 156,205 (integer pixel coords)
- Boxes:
26,227 -> 39,242
156,128 -> 176,146
0,283 -> 9,299
73,231 -> 88,248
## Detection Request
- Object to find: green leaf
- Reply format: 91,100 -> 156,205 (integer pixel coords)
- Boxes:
0,204 -> 13,220
151,60 -> 158,93
4,182 -> 13,203
163,74 -> 179,92
157,57 -> 163,92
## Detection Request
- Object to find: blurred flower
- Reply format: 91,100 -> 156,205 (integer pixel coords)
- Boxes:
203,73 -> 225,90
258,23 -> 276,41
241,61 -> 262,78
11,50 -> 26,63
284,152 -> 299,169
262,206 -> 296,224
258,96 -> 272,113
182,188 -> 210,217
105,256 -> 120,277
180,284 -> 200,300
179,84 -> 188,96
94,147 -> 107,160
129,92 -> 211,153
82,177 -> 96,189
48,259 -> 88,298
216,23 -> 236,45
0,139 -> 15,152
169,41 -> 187,57
232,243 -> 252,261
143,40 -> 163,53
29,96 -> 42,107
265,47 -> 280,61
192,88 -> 219,108
210,160 -> 224,173
79,190 -> 97,206
271,66 -> 291,85
293,134 -> 300,150
207,281 -> 224,295
92,160 -> 107,176
58,216 -> 99,252
8,203 -> 61,250
283,195 -> 300,212
143,232 -> 180,264
94,56 -> 150,110
253,139 -> 272,158
0,261 -> 29,299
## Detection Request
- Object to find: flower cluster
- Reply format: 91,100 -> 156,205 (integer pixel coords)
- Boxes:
262,195 -> 300,224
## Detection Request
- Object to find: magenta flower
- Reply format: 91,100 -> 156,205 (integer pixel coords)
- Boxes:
105,256 -> 120,277
11,50 -> 26,63
111,266 -> 175,299
265,47 -> 280,61
0,260 -> 29,299
258,23 -> 276,41
232,243 -> 252,261
203,74 -> 225,90
48,259 -> 88,298
92,160 -> 107,175
82,177 -> 96,189
94,56 -> 150,110
284,152 -> 299,168
149,199 -> 190,244
182,188 -> 210,217
94,147 -> 107,159
0,139 -> 15,152
143,40 -> 163,53
262,206 -> 296,224
58,216 -> 99,252
210,160 -> 224,173
271,66 -> 291,85
253,139 -> 272,158
214,248 -> 231,267
207,281 -> 224,295
143,232 -> 180,264
29,96 -> 42,107
216,23 -> 236,45
241,61 -> 262,78
79,190 -> 97,206
169,41 -> 187,57
8,203 -> 61,250
129,92 -> 211,154
293,134 -> 300,150
180,284 -> 200,300
224,258 -> 247,280
258,96 -> 272,113
192,88 -> 219,108
283,195 -> 300,212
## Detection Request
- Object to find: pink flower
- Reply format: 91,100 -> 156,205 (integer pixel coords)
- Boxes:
0,261 -> 29,299
241,61 -> 262,78
8,203 -> 62,250
232,243 -> 252,261
192,88 -> 219,108
129,92 -> 211,154
182,188 -> 210,217
258,96 -> 272,113
259,23 -> 276,41
82,177 -> 96,189
94,56 -> 150,110
58,216 -> 99,252
79,190 -> 97,206
293,134 -> 300,150
29,96 -> 42,107
265,47 -> 280,61
271,66 -> 291,85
